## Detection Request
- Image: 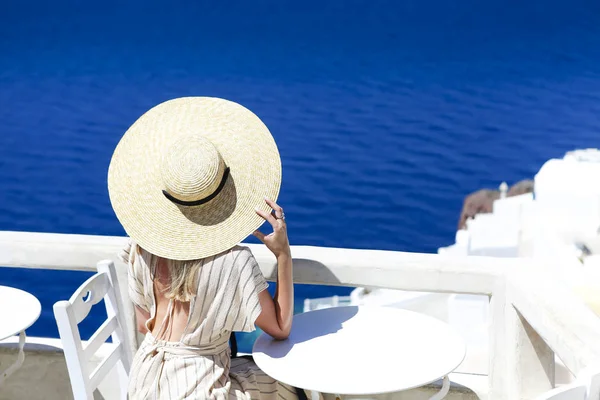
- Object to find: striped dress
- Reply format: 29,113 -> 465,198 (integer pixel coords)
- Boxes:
120,242 -> 303,400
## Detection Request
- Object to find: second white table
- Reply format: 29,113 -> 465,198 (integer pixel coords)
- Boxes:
0,285 -> 41,385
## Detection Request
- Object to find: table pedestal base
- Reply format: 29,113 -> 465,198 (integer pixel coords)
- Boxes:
0,331 -> 26,386
428,376 -> 450,400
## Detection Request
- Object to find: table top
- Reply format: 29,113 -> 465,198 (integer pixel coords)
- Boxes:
253,306 -> 466,395
0,286 -> 41,341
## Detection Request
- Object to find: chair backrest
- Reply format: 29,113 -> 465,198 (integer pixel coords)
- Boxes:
54,260 -> 133,400
535,367 -> 600,400
589,372 -> 600,400
582,366 -> 600,400
534,383 -> 587,400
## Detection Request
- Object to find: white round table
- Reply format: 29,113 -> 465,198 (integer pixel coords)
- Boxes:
0,286 -> 41,385
253,306 -> 466,399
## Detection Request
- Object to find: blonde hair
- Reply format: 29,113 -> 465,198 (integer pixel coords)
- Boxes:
122,241 -> 202,302
162,258 -> 201,302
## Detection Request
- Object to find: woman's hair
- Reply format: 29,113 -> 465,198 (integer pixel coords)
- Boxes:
131,243 -> 202,302
162,258 -> 201,302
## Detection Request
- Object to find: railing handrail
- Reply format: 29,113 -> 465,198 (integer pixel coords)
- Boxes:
1,230 -> 600,398
0,230 -> 525,294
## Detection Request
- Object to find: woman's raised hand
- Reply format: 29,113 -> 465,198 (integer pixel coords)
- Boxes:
253,198 -> 290,259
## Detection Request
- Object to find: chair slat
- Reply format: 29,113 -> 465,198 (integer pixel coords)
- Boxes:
84,316 -> 118,360
89,343 -> 123,390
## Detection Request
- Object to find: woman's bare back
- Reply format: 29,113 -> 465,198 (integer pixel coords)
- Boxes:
151,259 -> 190,342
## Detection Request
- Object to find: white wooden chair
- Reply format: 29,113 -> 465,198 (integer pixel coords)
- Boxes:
54,260 -> 133,399
534,367 -> 600,400
534,383 -> 587,400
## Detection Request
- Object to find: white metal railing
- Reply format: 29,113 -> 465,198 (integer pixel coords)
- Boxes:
1,231 -> 600,399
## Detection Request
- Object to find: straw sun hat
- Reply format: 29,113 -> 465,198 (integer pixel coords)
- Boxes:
108,97 -> 281,261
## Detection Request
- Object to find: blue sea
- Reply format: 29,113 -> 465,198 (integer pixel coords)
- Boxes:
1,0 -> 600,352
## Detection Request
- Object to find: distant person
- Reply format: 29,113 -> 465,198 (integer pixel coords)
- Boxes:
108,97 -> 309,399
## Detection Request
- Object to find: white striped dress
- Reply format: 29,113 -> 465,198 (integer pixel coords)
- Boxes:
120,242 -> 303,400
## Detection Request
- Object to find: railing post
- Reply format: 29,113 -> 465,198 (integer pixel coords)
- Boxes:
489,285 -> 509,399
489,280 -> 555,400
505,304 -> 555,399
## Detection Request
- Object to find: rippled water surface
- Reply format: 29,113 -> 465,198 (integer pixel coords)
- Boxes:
1,0 -> 600,350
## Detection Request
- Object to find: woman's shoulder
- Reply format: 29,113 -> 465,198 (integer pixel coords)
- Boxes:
211,245 -> 256,271
227,245 -> 256,262
118,239 -> 135,264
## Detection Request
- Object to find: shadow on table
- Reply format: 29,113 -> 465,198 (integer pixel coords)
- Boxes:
256,305 -> 359,359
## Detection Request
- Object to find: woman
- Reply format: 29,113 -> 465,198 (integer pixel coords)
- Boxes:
108,97 -> 309,399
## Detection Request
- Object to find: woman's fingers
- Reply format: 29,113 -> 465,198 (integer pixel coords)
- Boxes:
264,197 -> 283,218
252,230 -> 266,243
256,199 -> 290,258
271,210 -> 286,223
255,207 -> 278,227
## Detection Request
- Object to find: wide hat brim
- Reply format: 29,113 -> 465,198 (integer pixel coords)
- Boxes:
108,97 -> 281,260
